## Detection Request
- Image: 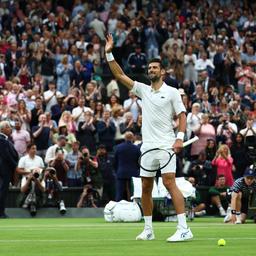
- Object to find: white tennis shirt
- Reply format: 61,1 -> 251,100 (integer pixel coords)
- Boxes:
131,81 -> 186,149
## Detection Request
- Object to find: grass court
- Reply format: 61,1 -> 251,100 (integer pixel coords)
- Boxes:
0,218 -> 255,256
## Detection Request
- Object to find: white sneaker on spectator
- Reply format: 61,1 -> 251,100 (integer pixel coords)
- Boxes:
136,229 -> 155,241
219,207 -> 226,217
235,215 -> 242,224
195,210 -> 206,217
166,226 -> 193,242
224,214 -> 231,223
59,200 -> 67,214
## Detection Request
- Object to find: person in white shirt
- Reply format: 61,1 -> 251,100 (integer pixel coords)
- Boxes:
72,97 -> 93,129
195,52 -> 215,73
45,135 -> 68,165
43,82 -> 63,112
239,119 -> 256,137
16,143 -> 45,190
105,34 -> 193,242
123,91 -> 142,122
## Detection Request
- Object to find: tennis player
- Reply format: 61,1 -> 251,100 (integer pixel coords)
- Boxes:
105,34 -> 193,242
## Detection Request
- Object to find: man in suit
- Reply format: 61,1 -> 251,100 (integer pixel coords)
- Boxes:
0,121 -> 19,218
114,131 -> 140,201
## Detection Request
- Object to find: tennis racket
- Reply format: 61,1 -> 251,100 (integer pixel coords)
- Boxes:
138,136 -> 199,172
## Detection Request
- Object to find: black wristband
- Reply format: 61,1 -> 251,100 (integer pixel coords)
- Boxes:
231,210 -> 236,215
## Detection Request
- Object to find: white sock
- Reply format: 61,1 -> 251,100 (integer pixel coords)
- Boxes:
177,213 -> 188,229
144,216 -> 153,230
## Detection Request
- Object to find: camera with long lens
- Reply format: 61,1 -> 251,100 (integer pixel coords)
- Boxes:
33,172 -> 40,179
49,168 -> 56,175
222,121 -> 229,130
80,152 -> 89,161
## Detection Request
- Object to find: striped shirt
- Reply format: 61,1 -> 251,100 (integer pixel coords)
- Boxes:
231,177 -> 256,195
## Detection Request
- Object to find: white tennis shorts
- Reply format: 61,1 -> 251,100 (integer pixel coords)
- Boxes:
140,148 -> 176,178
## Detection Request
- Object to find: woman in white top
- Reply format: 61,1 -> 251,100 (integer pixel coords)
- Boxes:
187,102 -> 203,139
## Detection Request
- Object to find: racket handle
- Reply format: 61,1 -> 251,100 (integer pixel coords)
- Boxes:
183,136 -> 199,147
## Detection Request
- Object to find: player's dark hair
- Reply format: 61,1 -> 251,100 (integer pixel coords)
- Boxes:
147,58 -> 164,69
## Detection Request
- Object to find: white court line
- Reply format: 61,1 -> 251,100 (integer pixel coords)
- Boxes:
0,237 -> 255,243
0,223 -> 255,229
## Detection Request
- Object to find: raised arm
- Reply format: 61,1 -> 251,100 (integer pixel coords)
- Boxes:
105,34 -> 134,90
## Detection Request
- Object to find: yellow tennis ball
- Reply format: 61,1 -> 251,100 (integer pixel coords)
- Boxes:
218,239 -> 226,246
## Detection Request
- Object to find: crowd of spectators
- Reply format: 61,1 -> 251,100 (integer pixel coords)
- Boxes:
0,0 -> 256,214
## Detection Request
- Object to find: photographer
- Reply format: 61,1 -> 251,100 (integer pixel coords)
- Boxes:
216,113 -> 237,146
48,147 -> 69,187
188,151 -> 215,186
16,143 -> 45,216
43,167 -> 66,214
96,144 -> 115,204
76,147 -> 102,208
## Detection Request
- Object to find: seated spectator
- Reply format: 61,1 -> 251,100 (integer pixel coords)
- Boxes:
188,151 -> 215,186
16,143 -> 45,216
224,166 -> 256,224
188,177 -> 206,217
212,144 -> 234,187
66,141 -> 82,187
209,175 -> 230,217
43,167 -> 66,214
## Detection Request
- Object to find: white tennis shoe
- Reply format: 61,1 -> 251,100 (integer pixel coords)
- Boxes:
166,227 -> 193,242
136,229 -> 155,241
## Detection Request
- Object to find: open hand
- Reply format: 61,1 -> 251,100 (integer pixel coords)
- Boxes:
105,34 -> 114,53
